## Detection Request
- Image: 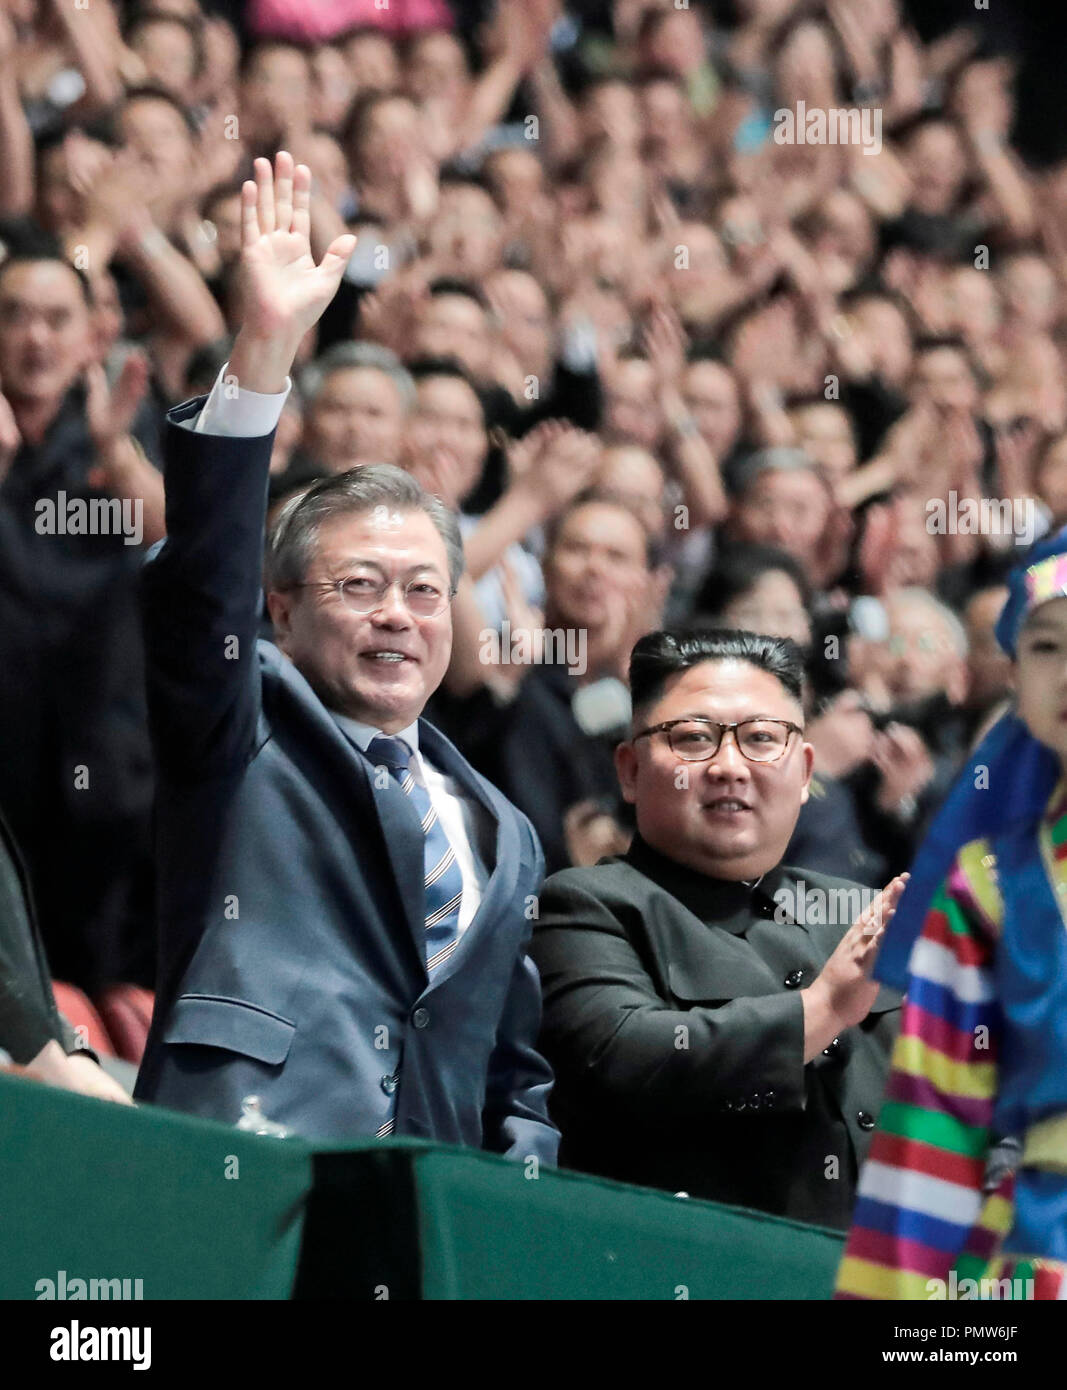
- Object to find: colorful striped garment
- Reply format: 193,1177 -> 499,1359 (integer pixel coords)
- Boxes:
835,792 -> 1067,1300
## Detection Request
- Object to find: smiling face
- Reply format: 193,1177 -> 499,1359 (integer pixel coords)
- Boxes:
267,508 -> 453,732
1015,597 -> 1067,765
616,660 -> 814,879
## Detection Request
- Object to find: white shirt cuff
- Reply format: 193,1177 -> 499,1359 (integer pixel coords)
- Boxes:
193,362 -> 292,437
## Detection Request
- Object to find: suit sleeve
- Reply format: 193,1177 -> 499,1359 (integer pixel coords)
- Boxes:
140,399 -> 274,781
481,822 -> 560,1165
531,876 -> 807,1125
835,851 -> 999,1299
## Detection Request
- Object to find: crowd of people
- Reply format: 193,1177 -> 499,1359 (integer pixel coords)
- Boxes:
2,0 -> 1059,995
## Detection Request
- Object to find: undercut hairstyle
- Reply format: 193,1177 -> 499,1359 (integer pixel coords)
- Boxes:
265,464 -> 464,594
629,628 -> 805,721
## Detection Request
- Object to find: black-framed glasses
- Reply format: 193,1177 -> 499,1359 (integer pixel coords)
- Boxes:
632,717 -> 803,763
291,575 -> 455,619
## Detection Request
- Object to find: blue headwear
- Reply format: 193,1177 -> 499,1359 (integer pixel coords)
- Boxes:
875,526 -> 1067,992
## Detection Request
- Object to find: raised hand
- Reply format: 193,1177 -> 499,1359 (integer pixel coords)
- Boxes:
230,151 -> 357,393
804,873 -> 909,1050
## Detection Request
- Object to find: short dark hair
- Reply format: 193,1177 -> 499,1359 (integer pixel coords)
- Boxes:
544,486 -> 663,570
124,11 -> 205,79
0,250 -> 93,307
239,38 -> 311,80
427,277 -> 489,310
122,85 -> 199,137
629,628 -> 805,717
695,544 -> 810,619
407,354 -> 481,394
913,334 -> 986,388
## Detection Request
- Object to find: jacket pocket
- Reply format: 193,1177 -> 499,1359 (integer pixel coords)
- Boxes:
162,994 -> 296,1064
667,957 -> 783,1003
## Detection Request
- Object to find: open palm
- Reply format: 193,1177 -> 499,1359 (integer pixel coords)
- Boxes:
238,151 -> 356,345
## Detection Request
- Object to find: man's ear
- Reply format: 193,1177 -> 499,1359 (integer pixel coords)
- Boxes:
266,588 -> 294,650
615,739 -> 639,805
798,739 -> 815,806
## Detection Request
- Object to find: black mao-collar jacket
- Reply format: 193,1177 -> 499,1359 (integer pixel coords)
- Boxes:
530,835 -> 902,1230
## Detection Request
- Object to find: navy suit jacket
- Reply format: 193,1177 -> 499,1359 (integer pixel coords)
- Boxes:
133,399 -> 559,1163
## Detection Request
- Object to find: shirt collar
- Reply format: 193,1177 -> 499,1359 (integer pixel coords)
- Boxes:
329,710 -> 420,758
623,832 -> 790,933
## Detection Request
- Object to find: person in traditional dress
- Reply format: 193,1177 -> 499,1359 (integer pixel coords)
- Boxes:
836,528 -> 1067,1300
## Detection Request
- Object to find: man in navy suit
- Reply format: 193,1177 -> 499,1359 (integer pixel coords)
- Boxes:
134,153 -> 558,1163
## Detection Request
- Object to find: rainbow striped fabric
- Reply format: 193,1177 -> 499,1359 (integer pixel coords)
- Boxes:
835,794 -> 1067,1300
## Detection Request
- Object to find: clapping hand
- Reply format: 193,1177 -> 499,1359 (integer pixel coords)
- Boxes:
85,350 -> 149,488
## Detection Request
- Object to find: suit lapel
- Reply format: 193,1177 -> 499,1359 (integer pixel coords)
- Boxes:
260,645 -> 428,969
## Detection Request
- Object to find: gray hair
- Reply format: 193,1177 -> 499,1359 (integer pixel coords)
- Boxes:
265,465 -> 465,593
299,341 -> 417,413
887,587 -> 969,658
735,446 -> 819,495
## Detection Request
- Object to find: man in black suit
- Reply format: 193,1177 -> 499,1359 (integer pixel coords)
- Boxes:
530,628 -> 906,1229
134,153 -> 557,1162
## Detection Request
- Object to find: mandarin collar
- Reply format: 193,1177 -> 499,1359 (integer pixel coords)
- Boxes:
623,833 -> 793,934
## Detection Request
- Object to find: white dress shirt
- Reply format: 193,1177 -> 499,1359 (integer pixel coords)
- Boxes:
190,365 -> 491,933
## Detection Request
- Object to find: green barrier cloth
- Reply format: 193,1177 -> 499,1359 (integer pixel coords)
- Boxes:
0,1071 -> 311,1300
1,1071 -> 845,1299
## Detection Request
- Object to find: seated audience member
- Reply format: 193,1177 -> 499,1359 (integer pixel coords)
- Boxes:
134,155 -> 557,1158
727,447 -> 851,595
531,629 -> 904,1227
441,490 -> 666,874
0,802 -> 131,1103
848,586 -> 972,875
297,340 -> 414,472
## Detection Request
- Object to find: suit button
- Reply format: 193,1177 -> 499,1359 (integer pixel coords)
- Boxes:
822,1037 -> 840,1057
380,1074 -> 398,1095
857,1110 -> 875,1130
412,1008 -> 430,1029
784,969 -> 804,988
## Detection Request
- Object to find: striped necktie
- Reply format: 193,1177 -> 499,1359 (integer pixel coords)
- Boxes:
367,736 -> 464,976
367,736 -> 465,1140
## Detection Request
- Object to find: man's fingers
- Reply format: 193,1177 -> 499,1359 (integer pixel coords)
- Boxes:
254,156 -> 276,234
291,163 -> 312,242
319,234 -> 358,280
241,178 -> 259,248
273,150 -> 294,234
